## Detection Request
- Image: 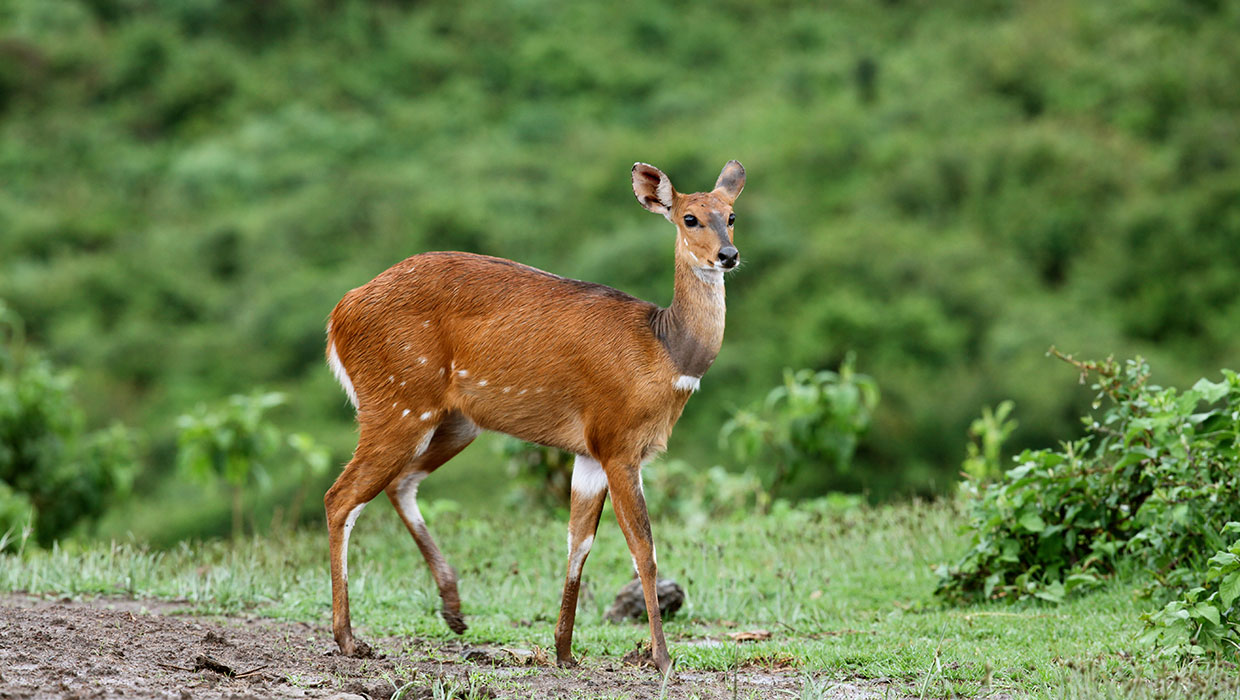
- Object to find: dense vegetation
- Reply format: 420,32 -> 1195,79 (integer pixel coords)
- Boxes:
937,354 -> 1240,660
2,0 -> 1239,524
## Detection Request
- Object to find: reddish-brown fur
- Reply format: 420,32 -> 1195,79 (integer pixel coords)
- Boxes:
324,161 -> 745,676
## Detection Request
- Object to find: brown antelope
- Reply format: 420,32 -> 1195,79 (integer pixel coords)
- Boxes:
323,160 -> 745,675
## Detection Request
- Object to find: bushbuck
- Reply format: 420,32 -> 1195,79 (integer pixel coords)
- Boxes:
324,160 -> 746,675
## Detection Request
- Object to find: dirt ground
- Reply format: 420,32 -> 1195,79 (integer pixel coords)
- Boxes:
0,594 -> 902,699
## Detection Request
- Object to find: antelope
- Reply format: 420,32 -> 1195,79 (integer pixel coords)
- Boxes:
323,160 -> 746,676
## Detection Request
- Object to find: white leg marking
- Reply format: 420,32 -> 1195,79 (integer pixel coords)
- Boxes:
674,375 -> 701,392
327,342 -> 359,408
413,428 -> 436,459
571,454 -> 608,498
395,472 -> 428,526
568,535 -> 594,580
341,503 -> 366,582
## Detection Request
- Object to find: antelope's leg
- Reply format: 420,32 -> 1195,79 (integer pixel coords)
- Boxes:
386,412 -> 479,633
326,421 -> 439,656
604,459 -> 672,676
554,454 -> 610,666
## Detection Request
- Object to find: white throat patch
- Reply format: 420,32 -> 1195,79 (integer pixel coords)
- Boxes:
674,375 -> 701,392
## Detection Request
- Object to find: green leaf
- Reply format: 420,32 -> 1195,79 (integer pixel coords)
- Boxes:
1019,511 -> 1046,533
1191,378 -> 1229,404
1193,603 -> 1220,627
1220,572 -> 1240,609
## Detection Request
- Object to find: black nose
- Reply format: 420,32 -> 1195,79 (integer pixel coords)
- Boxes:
718,246 -> 739,268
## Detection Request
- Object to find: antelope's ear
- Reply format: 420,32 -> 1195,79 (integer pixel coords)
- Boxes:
713,160 -> 746,203
632,162 -> 676,219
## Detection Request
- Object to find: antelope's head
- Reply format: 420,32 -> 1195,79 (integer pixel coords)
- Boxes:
632,160 -> 746,284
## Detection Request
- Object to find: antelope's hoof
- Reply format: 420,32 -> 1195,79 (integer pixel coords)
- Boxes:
442,608 -> 468,634
337,637 -> 376,658
556,655 -> 578,669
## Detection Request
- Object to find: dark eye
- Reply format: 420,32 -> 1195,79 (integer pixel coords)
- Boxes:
683,214 -> 699,227
728,213 -> 735,226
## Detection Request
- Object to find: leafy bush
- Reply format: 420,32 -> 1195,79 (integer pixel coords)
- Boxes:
643,458 -> 769,528
720,357 -> 879,498
1140,522 -> 1240,659
937,353 -> 1240,609
496,437 -> 575,511
176,391 -> 328,537
0,303 -> 136,547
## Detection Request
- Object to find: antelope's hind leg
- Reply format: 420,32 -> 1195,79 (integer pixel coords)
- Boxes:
554,454 -> 610,666
386,411 -> 479,634
326,416 -> 442,657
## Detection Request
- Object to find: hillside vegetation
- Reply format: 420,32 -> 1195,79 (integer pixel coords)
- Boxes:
2,0 -> 1238,508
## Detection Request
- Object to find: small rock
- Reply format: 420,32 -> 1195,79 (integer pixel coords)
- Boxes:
604,578 -> 685,623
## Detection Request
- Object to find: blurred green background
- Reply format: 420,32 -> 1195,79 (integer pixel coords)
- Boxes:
1,0 -> 1238,544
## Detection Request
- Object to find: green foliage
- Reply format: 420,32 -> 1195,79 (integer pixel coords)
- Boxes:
176,391 -> 329,537
495,437 -> 574,511
721,357 -> 879,497
938,353 -> 1240,619
961,400 -> 1018,483
0,304 -> 136,546
643,458 -> 769,528
1140,522 -> 1240,659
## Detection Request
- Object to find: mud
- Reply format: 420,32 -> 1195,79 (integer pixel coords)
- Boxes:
0,595 -> 899,699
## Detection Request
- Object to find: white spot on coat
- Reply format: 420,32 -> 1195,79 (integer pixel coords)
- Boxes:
327,342 -> 358,409
457,369 -> 469,378
674,375 -> 701,392
402,409 -> 411,418
420,411 -> 432,421
478,380 -> 488,387
417,356 -> 428,365
571,454 -> 608,498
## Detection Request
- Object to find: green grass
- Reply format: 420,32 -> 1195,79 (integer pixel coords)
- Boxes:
2,499 -> 1235,698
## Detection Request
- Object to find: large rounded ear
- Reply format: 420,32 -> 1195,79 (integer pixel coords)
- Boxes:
632,162 -> 676,219
713,160 -> 745,203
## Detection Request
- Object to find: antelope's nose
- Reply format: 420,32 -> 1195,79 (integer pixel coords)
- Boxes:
718,246 -> 739,269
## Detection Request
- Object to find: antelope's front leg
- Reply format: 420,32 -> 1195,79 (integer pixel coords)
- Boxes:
604,459 -> 673,676
554,455 -> 609,666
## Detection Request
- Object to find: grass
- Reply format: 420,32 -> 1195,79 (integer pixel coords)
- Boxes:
2,497 -> 1236,698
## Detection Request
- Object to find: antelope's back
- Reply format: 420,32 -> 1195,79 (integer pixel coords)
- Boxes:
328,252 -> 675,452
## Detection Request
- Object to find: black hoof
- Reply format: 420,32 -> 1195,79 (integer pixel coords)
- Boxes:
442,608 -> 468,634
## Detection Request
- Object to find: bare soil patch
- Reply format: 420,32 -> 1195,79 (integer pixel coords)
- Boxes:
0,594 -> 895,699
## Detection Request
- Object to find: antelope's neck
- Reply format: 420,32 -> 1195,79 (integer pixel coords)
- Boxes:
651,264 -> 726,379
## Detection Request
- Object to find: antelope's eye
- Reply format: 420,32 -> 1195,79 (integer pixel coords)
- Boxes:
728,213 -> 735,226
683,214 -> 699,227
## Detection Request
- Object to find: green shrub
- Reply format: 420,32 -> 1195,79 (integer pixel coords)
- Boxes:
720,357 -> 879,498
1140,522 -> 1240,659
176,391 -> 328,537
643,458 -> 769,528
496,437 -> 575,511
937,353 -> 1240,608
0,303 -> 136,547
